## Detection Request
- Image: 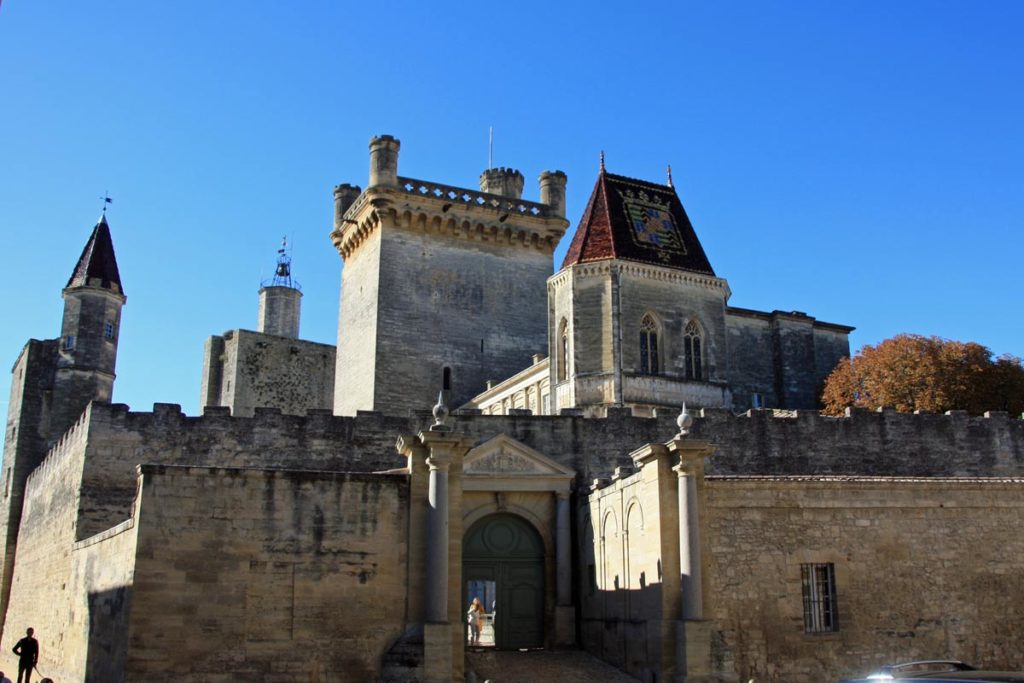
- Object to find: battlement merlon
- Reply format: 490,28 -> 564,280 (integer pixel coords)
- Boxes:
330,134 -> 569,261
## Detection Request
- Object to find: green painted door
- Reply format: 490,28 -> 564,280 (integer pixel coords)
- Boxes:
464,514 -> 545,649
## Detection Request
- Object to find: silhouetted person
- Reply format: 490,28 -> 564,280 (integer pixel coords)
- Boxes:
12,628 -> 38,683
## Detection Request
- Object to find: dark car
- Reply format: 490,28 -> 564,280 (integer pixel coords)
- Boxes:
838,660 -> 1024,682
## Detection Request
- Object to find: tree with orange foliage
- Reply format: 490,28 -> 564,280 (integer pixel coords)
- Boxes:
821,334 -> 1024,416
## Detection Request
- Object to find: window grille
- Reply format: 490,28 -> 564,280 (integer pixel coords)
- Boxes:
801,562 -> 838,633
104,322 -> 115,340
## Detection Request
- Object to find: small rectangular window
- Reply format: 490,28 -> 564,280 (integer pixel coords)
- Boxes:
64,335 -> 75,350
752,393 -> 764,409
104,322 -> 115,340
801,563 -> 838,633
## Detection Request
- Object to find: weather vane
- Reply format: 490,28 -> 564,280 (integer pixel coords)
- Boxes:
100,192 -> 113,214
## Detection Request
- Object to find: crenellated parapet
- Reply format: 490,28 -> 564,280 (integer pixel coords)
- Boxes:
331,176 -> 568,261
65,400 -> 1024,485
330,134 -> 568,262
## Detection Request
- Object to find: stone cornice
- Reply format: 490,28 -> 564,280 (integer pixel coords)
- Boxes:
547,259 -> 731,298
331,179 -> 569,261
726,305 -> 855,333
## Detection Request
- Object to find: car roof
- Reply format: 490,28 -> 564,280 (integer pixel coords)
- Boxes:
841,673 -> 1024,682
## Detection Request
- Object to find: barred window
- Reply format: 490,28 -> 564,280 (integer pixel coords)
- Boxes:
104,322 -> 115,340
801,562 -> 838,633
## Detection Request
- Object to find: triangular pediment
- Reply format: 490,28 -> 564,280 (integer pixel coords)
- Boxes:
464,434 -> 575,478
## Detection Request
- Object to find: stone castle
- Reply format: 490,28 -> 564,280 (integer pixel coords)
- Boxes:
1,135 -> 1021,683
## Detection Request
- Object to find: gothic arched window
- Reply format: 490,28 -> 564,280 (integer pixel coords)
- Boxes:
640,314 -> 660,375
684,320 -> 703,380
558,319 -> 569,382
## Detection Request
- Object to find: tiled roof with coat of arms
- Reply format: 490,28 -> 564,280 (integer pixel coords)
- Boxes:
560,168 -> 715,275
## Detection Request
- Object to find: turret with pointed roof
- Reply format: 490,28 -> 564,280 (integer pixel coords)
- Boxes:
0,212 -> 128,636
65,213 -> 124,294
52,213 -> 127,441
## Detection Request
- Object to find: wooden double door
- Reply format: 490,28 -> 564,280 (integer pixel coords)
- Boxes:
463,513 -> 545,649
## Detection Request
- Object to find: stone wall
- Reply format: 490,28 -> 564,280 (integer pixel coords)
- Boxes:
371,223 -> 552,412
580,448 -> 682,681
0,406 -> 89,679
705,476 -> 1024,682
725,308 -> 851,411
0,340 -> 58,631
125,465 -> 409,682
199,329 -> 335,418
70,517 -> 138,683
53,403 -> 1024,544
335,226 -> 382,415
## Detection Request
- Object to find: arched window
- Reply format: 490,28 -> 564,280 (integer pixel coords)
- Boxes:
557,319 -> 569,382
640,314 -> 660,375
684,320 -> 703,380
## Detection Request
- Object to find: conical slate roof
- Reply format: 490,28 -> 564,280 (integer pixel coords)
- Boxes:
66,213 -> 124,294
560,170 -> 715,275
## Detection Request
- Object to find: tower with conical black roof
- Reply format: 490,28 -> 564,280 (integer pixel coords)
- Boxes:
50,212 -> 127,435
0,213 -> 125,634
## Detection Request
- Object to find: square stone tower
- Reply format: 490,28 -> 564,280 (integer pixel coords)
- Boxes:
330,135 -> 569,415
549,167 -> 734,416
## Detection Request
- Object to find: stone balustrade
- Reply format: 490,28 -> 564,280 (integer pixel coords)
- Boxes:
397,176 -> 554,218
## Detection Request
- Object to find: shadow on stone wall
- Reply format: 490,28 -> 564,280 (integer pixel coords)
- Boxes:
86,586 -> 131,683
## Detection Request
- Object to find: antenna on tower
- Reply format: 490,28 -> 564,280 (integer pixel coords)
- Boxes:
488,126 -> 493,170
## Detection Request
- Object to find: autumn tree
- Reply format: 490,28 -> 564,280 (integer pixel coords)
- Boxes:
821,334 -> 1024,416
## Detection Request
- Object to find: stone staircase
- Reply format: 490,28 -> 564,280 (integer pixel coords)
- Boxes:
379,627 -> 425,683
466,649 -> 642,683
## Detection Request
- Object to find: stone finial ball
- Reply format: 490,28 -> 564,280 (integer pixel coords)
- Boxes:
677,403 -> 693,435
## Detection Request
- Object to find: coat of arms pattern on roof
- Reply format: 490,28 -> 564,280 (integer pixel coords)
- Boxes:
561,170 -> 715,275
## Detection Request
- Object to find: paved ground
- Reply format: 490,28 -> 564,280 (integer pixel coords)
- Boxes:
466,649 -> 642,682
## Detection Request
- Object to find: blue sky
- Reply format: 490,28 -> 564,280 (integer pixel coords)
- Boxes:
1,1 -> 1021,416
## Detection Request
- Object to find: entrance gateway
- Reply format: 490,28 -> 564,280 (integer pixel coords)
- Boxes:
460,433 -> 577,650
464,513 -> 545,649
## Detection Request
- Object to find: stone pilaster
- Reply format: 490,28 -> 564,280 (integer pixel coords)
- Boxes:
666,436 -> 736,682
554,489 -> 575,645
415,429 -> 474,683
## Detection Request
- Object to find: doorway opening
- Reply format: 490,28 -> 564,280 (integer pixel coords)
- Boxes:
463,513 -> 545,650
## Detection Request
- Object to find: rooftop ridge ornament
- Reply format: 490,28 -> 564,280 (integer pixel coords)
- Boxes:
667,164 -> 674,188
676,403 -> 693,437
599,150 -> 606,173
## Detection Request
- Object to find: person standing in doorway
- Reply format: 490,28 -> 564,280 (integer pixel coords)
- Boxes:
466,598 -> 484,645
12,627 -> 38,683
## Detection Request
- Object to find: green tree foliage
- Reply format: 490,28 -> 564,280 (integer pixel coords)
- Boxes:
821,334 -> 1024,416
